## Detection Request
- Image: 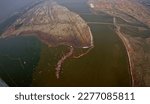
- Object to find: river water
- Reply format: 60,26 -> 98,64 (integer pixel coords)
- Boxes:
0,0 -> 131,86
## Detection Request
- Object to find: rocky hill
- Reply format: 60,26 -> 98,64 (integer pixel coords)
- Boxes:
2,1 -> 93,48
1,0 -> 94,78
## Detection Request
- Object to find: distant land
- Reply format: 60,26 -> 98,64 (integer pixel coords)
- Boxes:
88,0 -> 150,86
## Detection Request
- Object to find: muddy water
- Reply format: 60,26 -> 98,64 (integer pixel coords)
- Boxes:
0,36 -> 41,86
0,0 -> 131,86
32,0 -> 131,86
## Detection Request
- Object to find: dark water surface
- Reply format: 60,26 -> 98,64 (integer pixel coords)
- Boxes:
0,0 -> 131,86
32,0 -> 131,86
0,36 -> 41,86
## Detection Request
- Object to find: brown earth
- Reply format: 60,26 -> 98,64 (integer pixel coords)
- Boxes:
1,0 -> 94,79
1,1 -> 93,48
88,0 -> 150,86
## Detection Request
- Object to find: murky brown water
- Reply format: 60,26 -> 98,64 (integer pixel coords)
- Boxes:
0,0 -> 131,86
32,0 -> 131,86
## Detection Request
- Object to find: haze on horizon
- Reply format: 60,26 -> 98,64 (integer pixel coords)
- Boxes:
0,0 -> 38,21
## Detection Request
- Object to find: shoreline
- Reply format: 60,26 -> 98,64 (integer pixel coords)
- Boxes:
87,0 -> 143,86
113,17 -> 135,86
